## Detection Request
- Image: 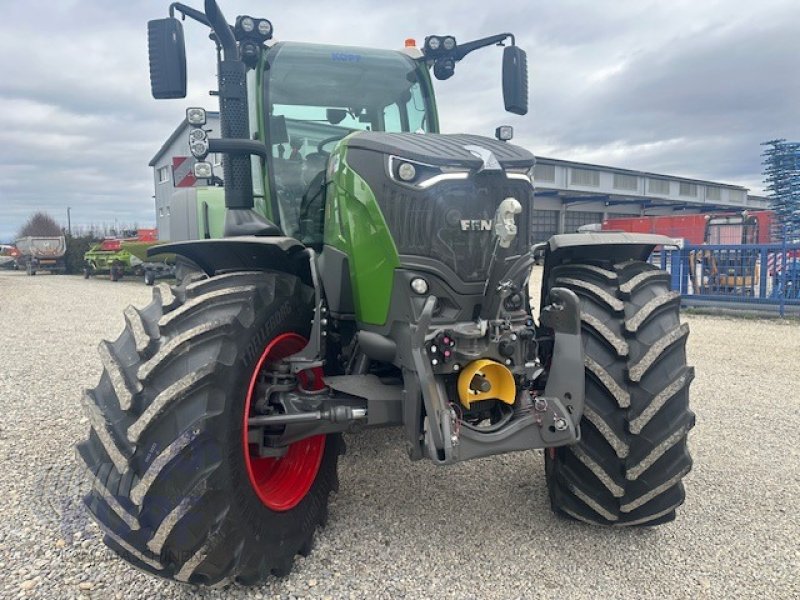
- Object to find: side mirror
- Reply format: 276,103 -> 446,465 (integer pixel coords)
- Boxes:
326,109 -> 347,125
269,115 -> 289,144
502,45 -> 528,116
147,18 -> 187,99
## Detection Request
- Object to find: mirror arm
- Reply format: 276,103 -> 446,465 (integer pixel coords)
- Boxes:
208,138 -> 268,159
168,3 -> 233,58
168,3 -> 211,28
453,33 -> 515,61
204,0 -> 237,58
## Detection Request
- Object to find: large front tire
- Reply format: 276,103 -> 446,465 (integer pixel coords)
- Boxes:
77,271 -> 341,585
545,260 -> 695,526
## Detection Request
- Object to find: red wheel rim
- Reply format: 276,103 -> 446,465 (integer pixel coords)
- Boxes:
243,332 -> 326,511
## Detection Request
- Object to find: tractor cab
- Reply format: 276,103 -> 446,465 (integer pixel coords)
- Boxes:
705,212 -> 761,244
145,4 -> 528,242
260,42 -> 437,239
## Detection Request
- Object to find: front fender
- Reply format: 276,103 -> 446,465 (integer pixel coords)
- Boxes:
148,236 -> 310,281
541,232 -> 677,304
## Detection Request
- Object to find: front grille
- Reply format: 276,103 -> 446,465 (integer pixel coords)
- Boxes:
377,173 -> 532,282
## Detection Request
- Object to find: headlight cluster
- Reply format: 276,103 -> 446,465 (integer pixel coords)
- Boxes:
186,107 -> 213,179
424,35 -> 458,80
388,156 -> 469,189
235,15 -> 273,67
234,16 -> 273,41
424,35 -> 457,56
189,127 -> 209,159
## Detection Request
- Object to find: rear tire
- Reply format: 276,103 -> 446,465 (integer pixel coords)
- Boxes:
77,271 -> 341,585
544,260 -> 695,526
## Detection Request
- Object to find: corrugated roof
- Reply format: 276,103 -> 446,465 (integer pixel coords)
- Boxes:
535,155 -> 748,191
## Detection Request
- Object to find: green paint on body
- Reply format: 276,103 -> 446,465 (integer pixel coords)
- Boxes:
419,66 -> 440,133
253,54 -> 273,221
325,144 -> 399,325
196,187 -> 226,239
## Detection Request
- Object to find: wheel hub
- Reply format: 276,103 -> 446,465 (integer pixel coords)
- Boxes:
243,332 -> 325,511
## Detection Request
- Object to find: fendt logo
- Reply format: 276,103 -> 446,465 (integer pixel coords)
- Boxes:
331,52 -> 361,62
460,219 -> 493,231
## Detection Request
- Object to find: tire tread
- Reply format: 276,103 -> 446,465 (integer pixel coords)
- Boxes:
79,272 -> 335,585
546,260 -> 694,526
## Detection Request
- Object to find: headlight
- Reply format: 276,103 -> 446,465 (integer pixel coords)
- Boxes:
505,166 -> 535,185
240,16 -> 255,32
433,58 -> 455,81
188,128 -> 207,143
257,19 -> 272,37
241,41 -> 259,63
186,107 -> 206,126
388,156 -> 469,189
190,139 -> 210,159
442,36 -> 456,51
495,125 -> 514,141
410,277 -> 429,295
193,161 -> 213,179
426,36 -> 441,51
397,162 -> 416,182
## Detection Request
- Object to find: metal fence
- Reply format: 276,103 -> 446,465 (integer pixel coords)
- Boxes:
653,241 -> 800,317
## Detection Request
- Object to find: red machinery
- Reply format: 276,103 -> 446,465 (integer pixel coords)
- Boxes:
602,210 -> 775,245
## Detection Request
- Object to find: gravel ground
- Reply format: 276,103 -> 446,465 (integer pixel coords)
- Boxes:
0,269 -> 798,600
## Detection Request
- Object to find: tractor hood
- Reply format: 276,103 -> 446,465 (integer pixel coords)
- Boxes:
345,132 -> 535,170
339,131 -> 535,286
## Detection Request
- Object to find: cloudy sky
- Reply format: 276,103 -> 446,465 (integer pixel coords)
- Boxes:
1,0 -> 798,241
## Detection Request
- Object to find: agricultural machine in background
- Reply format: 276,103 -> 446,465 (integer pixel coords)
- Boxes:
15,235 -> 66,275
602,210 -> 775,245
691,213 -> 765,295
77,0 -> 694,586
83,229 -> 175,283
604,210 -> 775,295
0,244 -> 21,270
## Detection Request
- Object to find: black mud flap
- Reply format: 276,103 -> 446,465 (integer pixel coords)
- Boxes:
147,236 -> 310,280
541,231 -> 677,305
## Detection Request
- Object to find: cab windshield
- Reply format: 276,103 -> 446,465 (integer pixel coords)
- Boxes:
264,42 -> 434,237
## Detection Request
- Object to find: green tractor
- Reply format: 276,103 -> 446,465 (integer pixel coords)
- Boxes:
78,0 -> 694,586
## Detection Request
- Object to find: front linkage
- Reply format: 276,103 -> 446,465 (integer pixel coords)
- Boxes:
243,243 -> 586,466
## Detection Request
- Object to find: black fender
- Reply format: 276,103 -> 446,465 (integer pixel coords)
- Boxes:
540,232 -> 676,304
148,236 -> 312,283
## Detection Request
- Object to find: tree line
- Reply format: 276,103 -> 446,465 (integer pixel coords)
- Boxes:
14,211 -> 141,241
